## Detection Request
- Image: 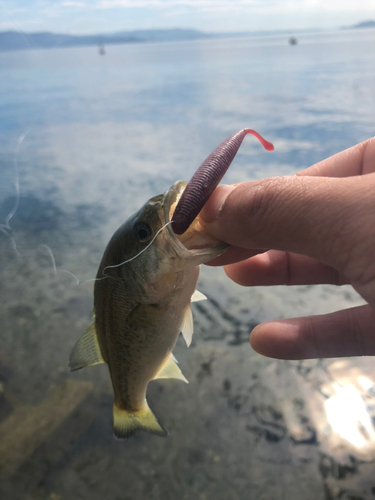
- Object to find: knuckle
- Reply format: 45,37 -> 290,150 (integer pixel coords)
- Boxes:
346,308 -> 366,356
333,193 -> 375,287
232,177 -> 293,246
303,316 -> 319,358
247,177 -> 287,217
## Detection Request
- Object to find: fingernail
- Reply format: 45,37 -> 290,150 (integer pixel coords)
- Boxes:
200,185 -> 235,223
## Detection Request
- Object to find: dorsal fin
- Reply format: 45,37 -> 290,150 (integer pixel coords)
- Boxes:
154,353 -> 188,383
69,323 -> 105,372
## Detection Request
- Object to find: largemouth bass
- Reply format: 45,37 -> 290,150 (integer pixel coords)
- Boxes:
69,129 -> 273,439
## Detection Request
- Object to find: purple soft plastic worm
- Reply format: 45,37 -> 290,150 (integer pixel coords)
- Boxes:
172,128 -> 274,235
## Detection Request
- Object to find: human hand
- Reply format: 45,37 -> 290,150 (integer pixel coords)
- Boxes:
200,138 -> 375,360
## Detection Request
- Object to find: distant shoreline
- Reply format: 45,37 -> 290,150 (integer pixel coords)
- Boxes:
0,22 -> 374,52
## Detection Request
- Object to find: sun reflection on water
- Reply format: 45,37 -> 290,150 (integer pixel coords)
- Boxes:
324,383 -> 375,450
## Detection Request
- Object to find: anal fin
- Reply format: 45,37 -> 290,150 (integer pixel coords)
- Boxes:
181,304 -> 194,347
154,354 -> 188,383
69,323 -> 105,372
191,290 -> 207,302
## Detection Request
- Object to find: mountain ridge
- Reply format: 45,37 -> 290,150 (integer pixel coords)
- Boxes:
0,22 -> 373,52
0,27 -> 310,51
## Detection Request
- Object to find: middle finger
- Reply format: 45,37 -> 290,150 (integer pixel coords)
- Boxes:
224,250 -> 350,286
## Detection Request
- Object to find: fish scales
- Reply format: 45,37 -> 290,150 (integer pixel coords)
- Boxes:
96,269 -> 198,412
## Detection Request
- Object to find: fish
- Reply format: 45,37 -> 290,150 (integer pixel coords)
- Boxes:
69,128 -> 273,439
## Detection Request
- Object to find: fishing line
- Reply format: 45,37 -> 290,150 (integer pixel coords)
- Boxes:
39,244 -> 83,285
0,133 -> 85,285
4,131 -> 27,230
39,244 -> 57,275
0,226 -> 20,257
0,132 -> 28,257
60,221 -> 173,284
1,132 -> 172,286
101,221 -> 173,280
59,269 -> 80,285
37,222 -> 173,285
0,132 -> 82,285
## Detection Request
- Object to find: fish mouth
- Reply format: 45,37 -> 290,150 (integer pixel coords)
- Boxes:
162,181 -> 229,264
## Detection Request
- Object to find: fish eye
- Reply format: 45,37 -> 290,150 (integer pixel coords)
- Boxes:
134,223 -> 152,242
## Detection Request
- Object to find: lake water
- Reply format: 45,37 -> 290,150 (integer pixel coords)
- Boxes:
0,28 -> 375,500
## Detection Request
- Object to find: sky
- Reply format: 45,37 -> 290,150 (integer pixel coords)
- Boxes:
0,0 -> 374,34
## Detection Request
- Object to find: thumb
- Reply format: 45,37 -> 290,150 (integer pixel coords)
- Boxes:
200,175 -> 374,275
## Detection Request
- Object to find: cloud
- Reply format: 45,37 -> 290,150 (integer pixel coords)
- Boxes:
94,0 -> 374,10
0,20 -> 22,29
1,0 -> 373,34
60,1 -> 87,6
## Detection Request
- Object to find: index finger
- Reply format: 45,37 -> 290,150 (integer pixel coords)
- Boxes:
297,137 -> 375,178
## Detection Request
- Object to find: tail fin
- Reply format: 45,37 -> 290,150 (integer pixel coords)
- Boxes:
113,402 -> 167,439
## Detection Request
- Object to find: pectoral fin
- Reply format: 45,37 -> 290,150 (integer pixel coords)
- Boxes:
191,290 -> 207,302
69,323 -> 105,372
181,304 -> 194,347
154,354 -> 188,383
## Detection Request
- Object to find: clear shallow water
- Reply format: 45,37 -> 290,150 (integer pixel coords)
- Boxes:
0,29 -> 375,500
